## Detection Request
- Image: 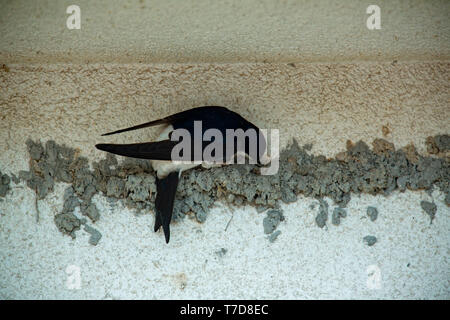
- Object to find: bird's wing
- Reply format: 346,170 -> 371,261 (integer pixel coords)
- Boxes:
95,140 -> 178,160
155,171 -> 180,243
101,118 -> 170,136
101,107 -> 224,136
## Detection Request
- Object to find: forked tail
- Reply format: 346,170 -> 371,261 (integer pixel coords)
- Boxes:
155,171 -> 180,243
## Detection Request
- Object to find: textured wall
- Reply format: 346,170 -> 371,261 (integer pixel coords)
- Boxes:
1,0 -> 449,63
1,0 -> 449,300
1,62 -> 449,173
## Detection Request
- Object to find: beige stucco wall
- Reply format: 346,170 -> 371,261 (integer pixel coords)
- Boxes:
1,62 -> 449,174
1,0 -> 449,64
2,0 -> 449,168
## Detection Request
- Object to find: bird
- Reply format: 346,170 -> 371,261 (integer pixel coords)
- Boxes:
96,106 -> 268,243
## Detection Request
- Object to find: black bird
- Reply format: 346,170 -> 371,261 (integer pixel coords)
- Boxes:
96,106 -> 268,243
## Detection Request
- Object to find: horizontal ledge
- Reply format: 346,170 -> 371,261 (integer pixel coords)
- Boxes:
1,0 -> 449,64
1,51 -> 449,65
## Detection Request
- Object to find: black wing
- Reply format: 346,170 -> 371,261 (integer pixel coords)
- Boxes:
95,140 -> 178,160
101,118 -> 170,136
101,106 -> 230,136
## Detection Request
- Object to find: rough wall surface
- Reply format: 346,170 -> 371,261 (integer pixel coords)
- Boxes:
1,62 -> 449,172
1,0 -> 449,63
